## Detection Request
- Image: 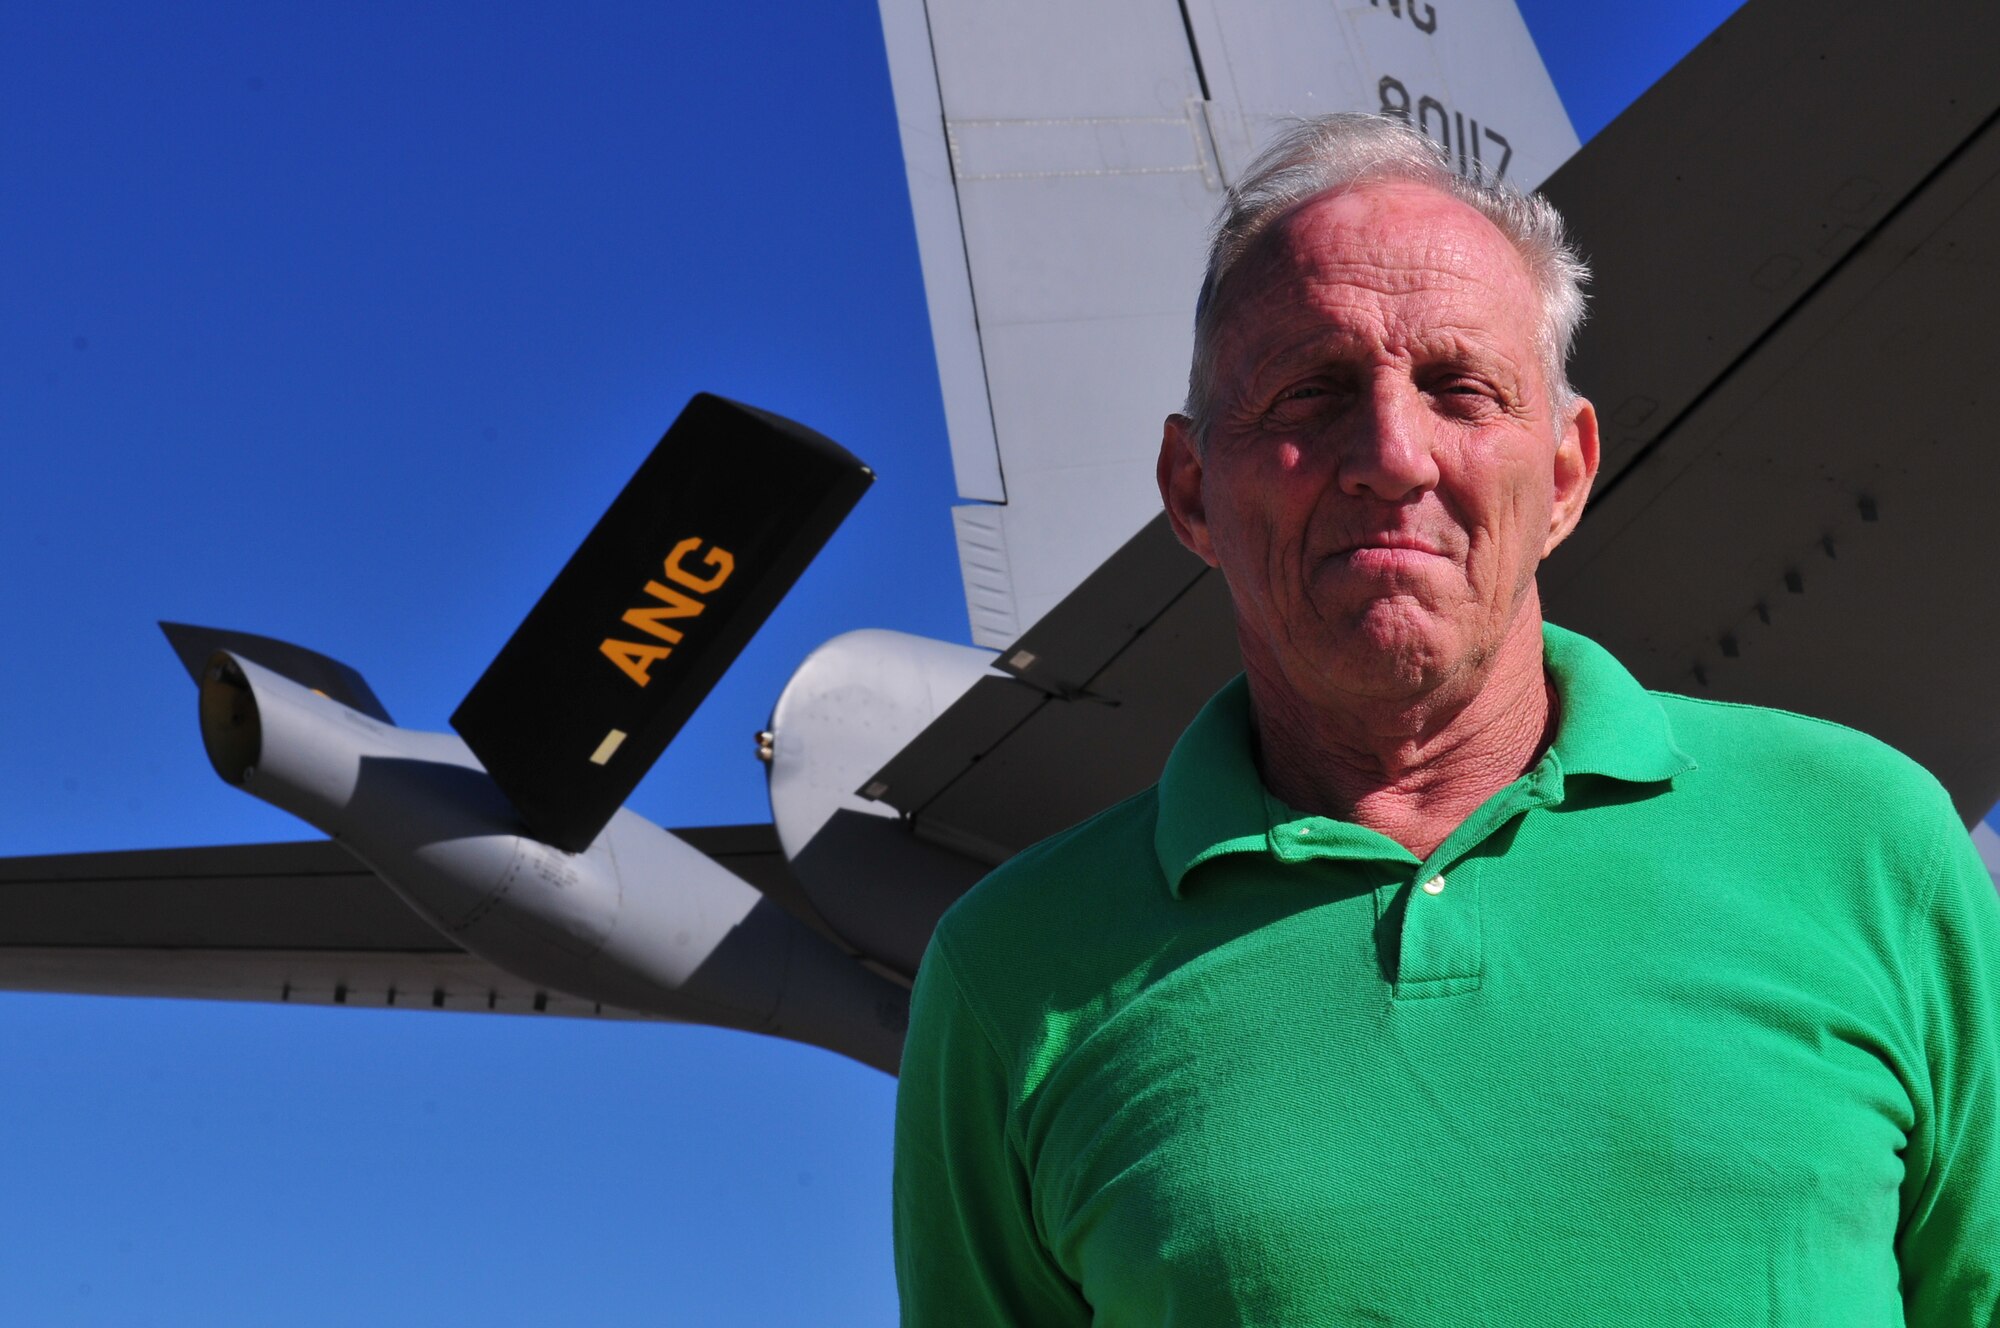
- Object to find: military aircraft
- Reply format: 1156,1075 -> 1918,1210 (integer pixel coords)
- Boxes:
6,0 -> 1993,1319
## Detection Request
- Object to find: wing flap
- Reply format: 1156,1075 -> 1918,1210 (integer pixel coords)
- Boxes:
1546,101 -> 2000,820
866,516 -> 1237,861
1541,0 -> 2000,490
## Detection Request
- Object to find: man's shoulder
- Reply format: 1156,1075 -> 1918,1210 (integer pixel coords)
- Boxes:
1655,689 -> 1934,782
934,785 -> 1165,958
1648,688 -> 1958,844
923,785 -> 1173,1031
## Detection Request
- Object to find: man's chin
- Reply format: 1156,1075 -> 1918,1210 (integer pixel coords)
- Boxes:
1311,606 -> 1459,701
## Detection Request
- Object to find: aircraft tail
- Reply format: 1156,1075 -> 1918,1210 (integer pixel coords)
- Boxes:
451,393 -> 873,851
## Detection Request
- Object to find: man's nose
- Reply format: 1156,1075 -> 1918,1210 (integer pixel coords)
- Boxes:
1337,381 -> 1439,501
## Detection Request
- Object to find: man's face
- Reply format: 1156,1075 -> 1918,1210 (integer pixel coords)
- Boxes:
1160,181 -> 1598,707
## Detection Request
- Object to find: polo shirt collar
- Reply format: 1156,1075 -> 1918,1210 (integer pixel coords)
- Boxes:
1153,621 -> 1696,896
1539,622 -> 1696,785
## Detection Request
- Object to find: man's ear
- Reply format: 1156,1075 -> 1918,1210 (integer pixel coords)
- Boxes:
1159,414 -> 1220,567
1543,395 -> 1599,557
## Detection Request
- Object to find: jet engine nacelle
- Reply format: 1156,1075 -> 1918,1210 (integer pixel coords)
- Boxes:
198,650 -> 905,1071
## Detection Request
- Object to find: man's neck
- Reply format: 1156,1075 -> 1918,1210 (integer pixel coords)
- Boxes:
1245,608 -> 1555,859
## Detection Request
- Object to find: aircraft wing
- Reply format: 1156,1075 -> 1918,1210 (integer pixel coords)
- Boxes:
1535,0 -> 2000,824
0,825 -> 805,1019
864,0 -> 2000,860
877,0 -> 1576,647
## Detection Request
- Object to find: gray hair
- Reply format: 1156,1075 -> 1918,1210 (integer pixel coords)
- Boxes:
1184,113 -> 1589,444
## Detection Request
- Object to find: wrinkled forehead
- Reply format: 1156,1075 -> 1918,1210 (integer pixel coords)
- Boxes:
1217,181 -> 1538,332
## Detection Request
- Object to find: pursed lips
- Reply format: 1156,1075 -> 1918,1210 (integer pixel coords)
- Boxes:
1313,534 -> 1457,590
1327,532 -> 1448,559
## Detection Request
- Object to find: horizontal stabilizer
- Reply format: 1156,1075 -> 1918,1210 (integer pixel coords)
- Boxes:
0,825 -> 840,1018
452,394 -> 873,852
159,621 -> 393,724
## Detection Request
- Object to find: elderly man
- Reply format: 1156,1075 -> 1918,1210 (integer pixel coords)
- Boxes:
894,114 -> 1999,1323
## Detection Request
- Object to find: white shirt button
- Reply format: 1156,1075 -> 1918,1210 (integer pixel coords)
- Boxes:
1421,875 -> 1446,896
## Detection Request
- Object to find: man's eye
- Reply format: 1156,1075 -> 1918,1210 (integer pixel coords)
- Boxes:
1431,380 -> 1499,412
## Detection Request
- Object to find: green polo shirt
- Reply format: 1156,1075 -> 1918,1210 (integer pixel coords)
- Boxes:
894,624 -> 2000,1324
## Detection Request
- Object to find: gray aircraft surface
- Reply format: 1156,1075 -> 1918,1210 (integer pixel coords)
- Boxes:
5,0 -> 1998,1090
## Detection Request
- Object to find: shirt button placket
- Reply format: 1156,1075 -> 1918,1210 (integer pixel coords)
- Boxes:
1393,867 -> 1484,997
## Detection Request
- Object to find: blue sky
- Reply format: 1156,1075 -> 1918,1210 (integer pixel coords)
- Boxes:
2,3 -> 1745,1322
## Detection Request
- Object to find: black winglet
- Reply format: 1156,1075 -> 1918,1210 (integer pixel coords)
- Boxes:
159,622 -> 394,725
450,394 -> 874,852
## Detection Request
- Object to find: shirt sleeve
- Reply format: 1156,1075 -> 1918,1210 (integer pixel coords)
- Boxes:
893,935 -> 1090,1327
1897,817 -> 2000,1322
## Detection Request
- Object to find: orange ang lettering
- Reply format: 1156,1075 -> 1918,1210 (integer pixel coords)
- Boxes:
599,538 -> 737,686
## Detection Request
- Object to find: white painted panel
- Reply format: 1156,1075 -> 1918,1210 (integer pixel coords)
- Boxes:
950,114 -> 1213,182
978,315 -> 1184,477
1188,0 -> 1578,188
925,0 -> 1205,121
992,465 -> 1170,634
952,503 -> 1020,647
956,166 -> 1212,327
877,0 -> 1005,501
905,0 -> 1215,631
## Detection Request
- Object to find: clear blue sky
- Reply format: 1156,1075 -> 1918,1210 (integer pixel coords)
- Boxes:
2,3 -> 1746,1322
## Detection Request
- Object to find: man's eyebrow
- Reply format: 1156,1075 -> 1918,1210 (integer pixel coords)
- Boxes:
1245,324 -> 1376,372
1408,330 -> 1526,376
1250,328 -> 1519,377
